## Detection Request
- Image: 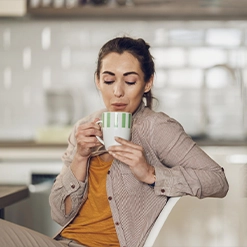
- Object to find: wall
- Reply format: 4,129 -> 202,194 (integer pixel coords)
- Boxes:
0,18 -> 247,141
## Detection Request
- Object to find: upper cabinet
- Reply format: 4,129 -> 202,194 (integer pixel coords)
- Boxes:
1,0 -> 247,19
26,0 -> 247,19
0,0 -> 27,17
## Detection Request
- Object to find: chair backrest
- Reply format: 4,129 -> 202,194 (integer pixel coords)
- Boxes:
143,197 -> 181,247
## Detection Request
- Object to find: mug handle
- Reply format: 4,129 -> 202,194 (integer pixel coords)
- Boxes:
95,120 -> 104,145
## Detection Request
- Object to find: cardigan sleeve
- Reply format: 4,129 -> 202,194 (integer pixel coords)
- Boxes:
151,113 -> 229,199
49,109 -> 106,226
49,124 -> 88,226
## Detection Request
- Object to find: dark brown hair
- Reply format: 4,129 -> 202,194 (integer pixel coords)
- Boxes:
95,36 -> 155,109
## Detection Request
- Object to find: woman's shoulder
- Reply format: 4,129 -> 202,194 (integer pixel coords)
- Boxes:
138,107 -> 173,123
137,107 -> 184,131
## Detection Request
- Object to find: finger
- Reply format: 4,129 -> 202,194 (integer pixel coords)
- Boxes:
84,128 -> 102,137
108,150 -> 132,165
77,122 -> 96,130
78,119 -> 101,131
110,149 -> 141,162
77,137 -> 102,148
92,118 -> 101,129
78,136 -> 100,143
93,118 -> 100,123
114,137 -> 142,150
109,145 -> 140,158
108,141 -> 141,154
114,137 -> 131,145
76,128 -> 102,138
108,146 -> 132,155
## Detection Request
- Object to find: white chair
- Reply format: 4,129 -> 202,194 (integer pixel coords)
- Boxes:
143,197 -> 181,247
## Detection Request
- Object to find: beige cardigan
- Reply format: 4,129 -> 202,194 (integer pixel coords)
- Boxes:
49,102 -> 229,247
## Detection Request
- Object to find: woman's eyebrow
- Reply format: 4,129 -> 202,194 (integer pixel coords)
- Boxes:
102,71 -> 115,75
123,72 -> 139,76
102,71 -> 139,76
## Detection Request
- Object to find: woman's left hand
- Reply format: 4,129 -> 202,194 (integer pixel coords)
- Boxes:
108,137 -> 155,184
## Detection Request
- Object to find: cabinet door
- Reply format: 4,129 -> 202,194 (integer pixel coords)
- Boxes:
0,0 -> 26,17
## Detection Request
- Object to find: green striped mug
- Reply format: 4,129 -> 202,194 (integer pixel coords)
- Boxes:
96,112 -> 132,150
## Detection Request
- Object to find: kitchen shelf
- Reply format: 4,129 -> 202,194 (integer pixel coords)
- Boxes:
27,4 -> 247,20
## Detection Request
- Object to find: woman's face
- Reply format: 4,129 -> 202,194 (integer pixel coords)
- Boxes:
96,52 -> 153,114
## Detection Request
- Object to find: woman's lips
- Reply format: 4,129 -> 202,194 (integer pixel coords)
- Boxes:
112,103 -> 127,110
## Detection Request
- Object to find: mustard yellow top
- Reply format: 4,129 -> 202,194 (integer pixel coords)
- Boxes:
61,156 -> 119,247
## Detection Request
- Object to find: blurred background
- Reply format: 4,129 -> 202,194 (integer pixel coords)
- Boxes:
0,0 -> 246,246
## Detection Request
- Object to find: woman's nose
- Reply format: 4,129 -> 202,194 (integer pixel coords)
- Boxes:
113,82 -> 124,97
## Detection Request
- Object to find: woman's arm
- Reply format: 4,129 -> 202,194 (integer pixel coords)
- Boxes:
49,164 -> 88,226
152,113 -> 229,199
49,116 -> 103,226
64,152 -> 88,215
49,127 -> 88,226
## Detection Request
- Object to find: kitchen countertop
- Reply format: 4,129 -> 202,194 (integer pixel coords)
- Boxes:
0,138 -> 247,148
192,138 -> 247,147
0,185 -> 29,219
0,141 -> 246,172
0,141 -> 67,148
0,138 -> 246,161
0,185 -> 29,209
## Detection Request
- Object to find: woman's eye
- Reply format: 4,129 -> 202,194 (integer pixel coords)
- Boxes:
104,80 -> 114,85
126,81 -> 136,85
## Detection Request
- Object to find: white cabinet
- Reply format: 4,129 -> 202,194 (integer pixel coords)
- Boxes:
0,147 -> 63,236
0,0 -> 26,16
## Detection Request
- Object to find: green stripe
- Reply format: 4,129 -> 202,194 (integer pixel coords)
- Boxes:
128,114 -> 132,128
122,113 -> 126,128
107,112 -> 111,127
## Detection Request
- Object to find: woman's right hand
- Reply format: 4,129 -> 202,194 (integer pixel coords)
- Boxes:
65,119 -> 102,211
75,118 -> 103,159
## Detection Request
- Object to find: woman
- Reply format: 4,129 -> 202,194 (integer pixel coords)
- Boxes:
0,36 -> 229,247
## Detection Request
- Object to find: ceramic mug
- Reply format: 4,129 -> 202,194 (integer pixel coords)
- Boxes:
96,112 -> 132,150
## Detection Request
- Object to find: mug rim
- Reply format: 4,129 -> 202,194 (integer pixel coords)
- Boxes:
103,111 -> 131,114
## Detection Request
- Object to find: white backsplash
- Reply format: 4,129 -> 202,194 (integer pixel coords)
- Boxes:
0,19 -> 246,141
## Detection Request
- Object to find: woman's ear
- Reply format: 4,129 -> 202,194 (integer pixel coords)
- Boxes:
144,75 -> 154,93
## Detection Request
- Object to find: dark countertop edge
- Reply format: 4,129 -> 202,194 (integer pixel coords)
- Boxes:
0,185 -> 29,209
0,139 -> 247,148
195,140 -> 247,147
0,141 -> 67,148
